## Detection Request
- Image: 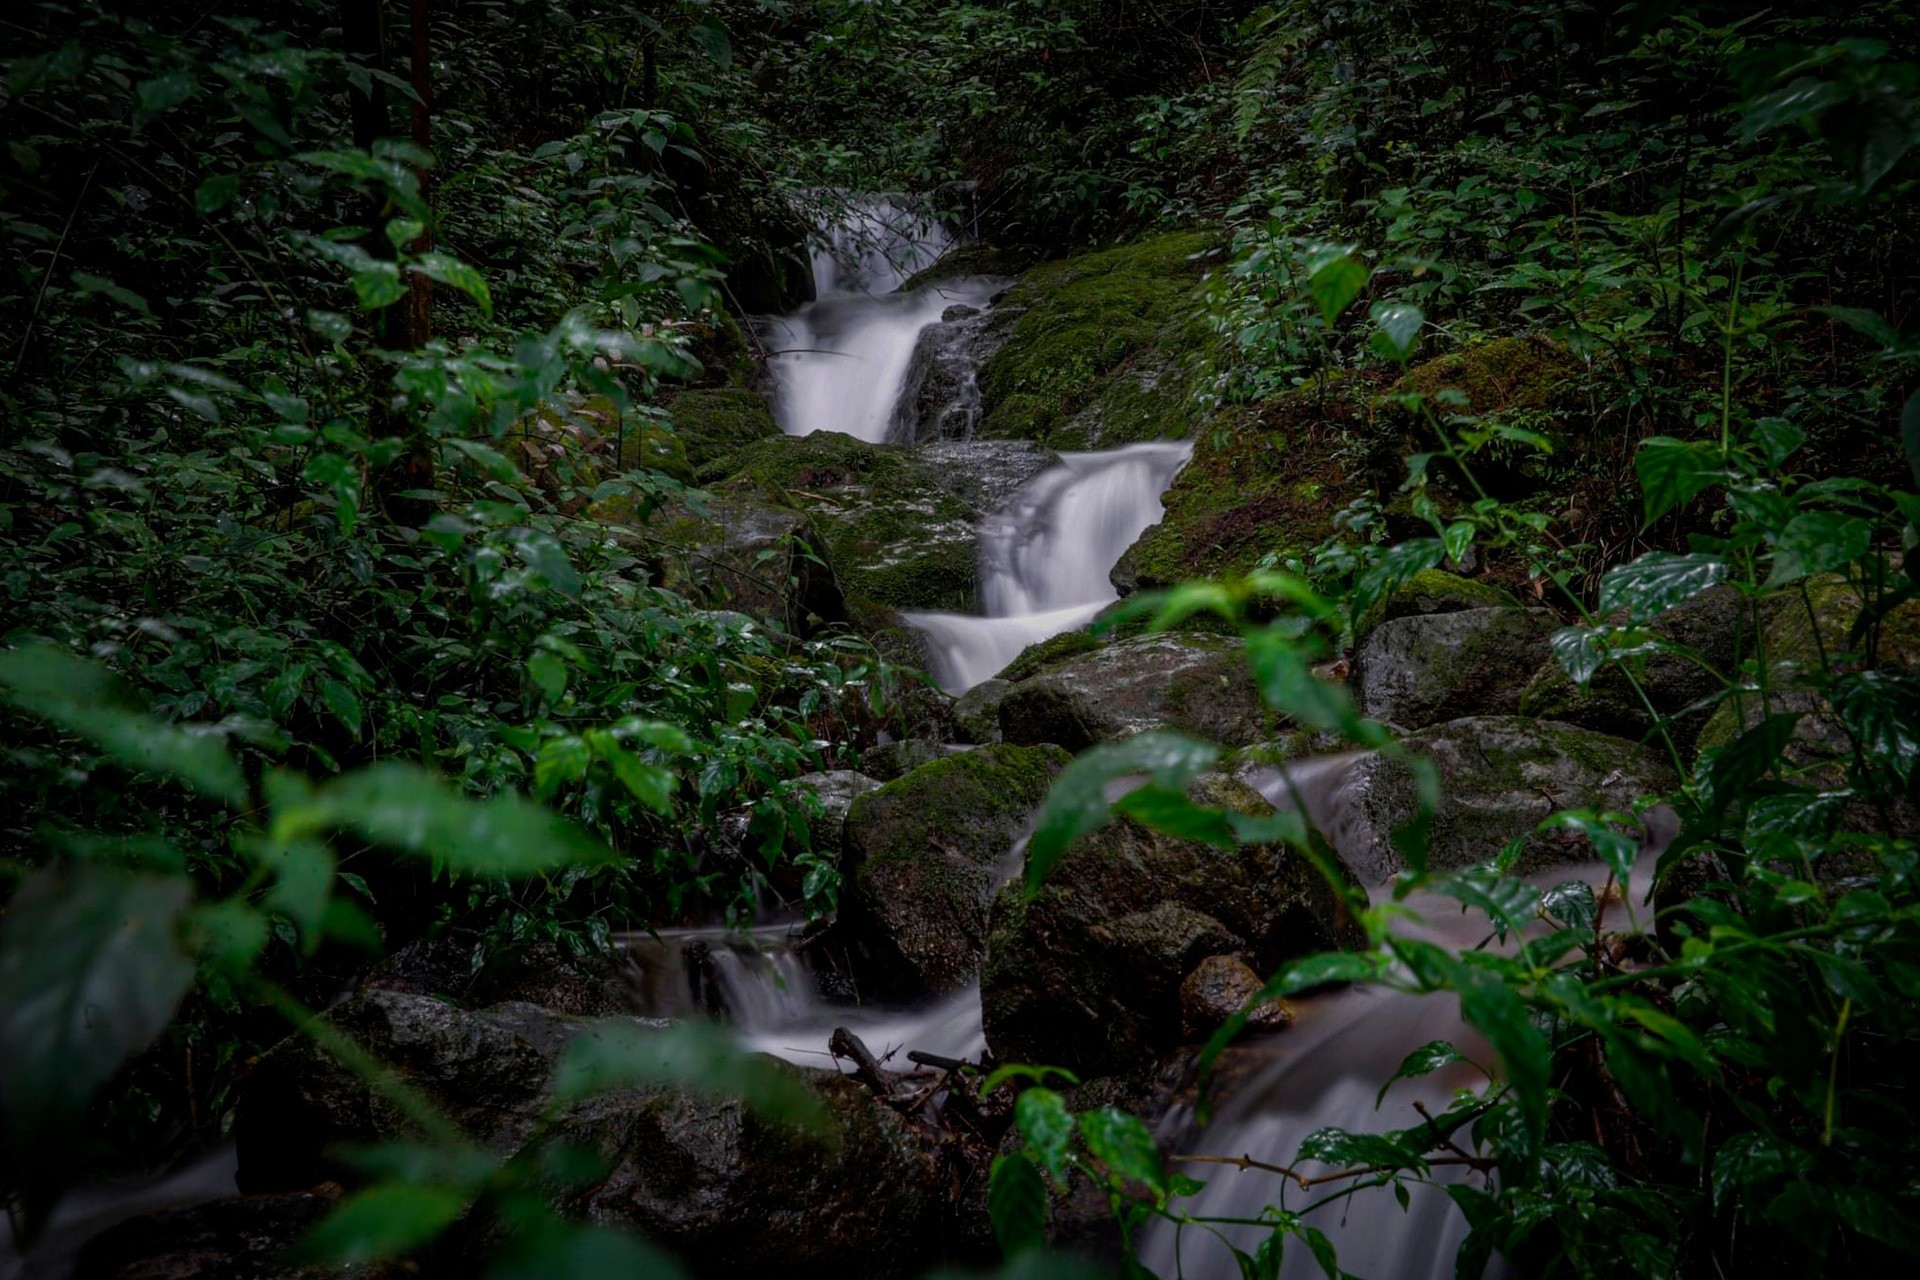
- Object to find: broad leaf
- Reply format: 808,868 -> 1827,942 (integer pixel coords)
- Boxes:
1078,1106 -> 1167,1198
1376,1039 -> 1467,1106
1765,511 -> 1873,586
299,762 -> 617,876
0,644 -> 246,805
1634,437 -> 1724,525
1596,552 -> 1730,623
298,1182 -> 470,1264
1025,731 -> 1220,893
1015,1087 -> 1076,1182
0,868 -> 195,1188
987,1152 -> 1048,1257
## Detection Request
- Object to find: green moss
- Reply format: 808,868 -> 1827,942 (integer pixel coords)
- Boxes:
707,431 -> 979,611
662,388 -> 781,475
977,231 -> 1225,448
1120,383 -> 1373,591
1390,336 -> 1571,411
998,629 -> 1105,684
849,743 -> 1071,872
900,240 -> 1039,289
1355,569 -> 1522,641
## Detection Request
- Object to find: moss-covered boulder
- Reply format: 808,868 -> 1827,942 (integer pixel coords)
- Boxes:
1519,584 -> 1744,753
660,386 -> 783,473
701,431 -> 982,611
838,743 -> 1071,996
953,678 -> 1012,744
997,632 -> 1267,751
1353,607 -> 1559,730
975,232 -> 1225,449
1317,717 -> 1678,883
1114,385 -> 1374,593
1370,336 -> 1581,496
981,774 -> 1362,1074
1354,569 -> 1523,643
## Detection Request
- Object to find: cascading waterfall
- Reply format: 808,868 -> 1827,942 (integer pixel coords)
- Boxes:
904,441 -> 1193,693
761,196 -> 1001,443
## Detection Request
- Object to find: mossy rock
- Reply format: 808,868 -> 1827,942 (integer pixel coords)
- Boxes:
976,231 -> 1226,449
899,239 -> 1039,290
1353,569 -> 1522,642
635,490 -> 845,633
659,387 -> 782,473
838,743 -> 1071,996
998,632 -> 1269,751
705,431 -> 981,611
1115,383 -> 1373,593
981,773 -> 1363,1074
997,628 -> 1107,684
1351,606 -> 1560,730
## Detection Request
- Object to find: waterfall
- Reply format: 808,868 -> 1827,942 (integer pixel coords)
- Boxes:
762,196 -> 1003,443
904,441 -> 1193,693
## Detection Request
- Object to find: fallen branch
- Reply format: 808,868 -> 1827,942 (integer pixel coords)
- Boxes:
1169,1151 -> 1495,1191
829,1026 -> 893,1098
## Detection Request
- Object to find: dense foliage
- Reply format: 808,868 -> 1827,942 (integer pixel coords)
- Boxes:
4,1 -> 1920,1278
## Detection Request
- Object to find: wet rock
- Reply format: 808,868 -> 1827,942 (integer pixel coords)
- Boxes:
859,739 -> 971,783
788,770 -> 883,856
233,991 -> 944,1279
976,232 -> 1225,450
1312,716 -> 1679,884
236,992 -> 580,1193
72,1187 -> 364,1280
1355,569 -> 1523,641
997,632 -> 1266,751
1519,583 -> 1744,753
917,439 -> 1061,516
893,300 -> 1006,442
952,678 -> 1012,744
838,743 -> 1070,996
982,774 -> 1362,1074
550,1068 -> 942,1280
1352,606 -> 1559,730
1179,955 -> 1296,1039
638,490 -> 845,634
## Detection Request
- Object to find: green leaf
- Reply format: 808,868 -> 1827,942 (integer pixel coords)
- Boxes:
447,438 -> 520,482
1111,785 -> 1236,848
320,677 -> 363,737
687,17 -> 734,70
1549,624 -> 1610,688
1377,1040 -> 1466,1106
0,868 -> 195,1179
987,1152 -> 1048,1258
70,271 -> 149,315
549,1019 -> 831,1136
1700,713 -> 1802,814
528,651 -> 568,702
261,838 -> 336,941
1303,243 -> 1368,324
0,644 -> 247,805
410,251 -> 494,319
1766,511 -> 1874,586
605,749 -> 674,815
488,1223 -> 686,1280
1634,437 -> 1724,525
194,174 -> 239,213
1244,630 -> 1379,743
1369,301 -> 1424,362
506,527 -> 581,597
1902,390 -> 1920,490
296,762 -> 617,877
350,260 -> 406,309
1015,1087 -> 1076,1182
133,72 -> 198,128
1078,1106 -> 1166,1199
298,1182 -> 469,1264
1750,418 -> 1806,469
1543,811 -> 1640,885
1025,732 -> 1220,893
188,900 -> 269,975
1596,552 -> 1730,623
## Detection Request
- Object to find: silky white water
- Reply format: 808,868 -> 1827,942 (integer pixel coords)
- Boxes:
763,196 -> 1000,443
905,440 -> 1193,692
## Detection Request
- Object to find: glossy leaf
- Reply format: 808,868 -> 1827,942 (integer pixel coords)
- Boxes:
1635,437 -> 1724,525
1015,1087 -> 1076,1182
1596,552 -> 1730,623
1078,1106 -> 1166,1198
298,1182 -> 470,1264
1025,731 -> 1220,894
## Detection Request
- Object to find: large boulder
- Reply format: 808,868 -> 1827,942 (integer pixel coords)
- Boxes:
838,743 -> 1070,996
997,632 -> 1266,751
1354,569 -> 1523,641
1304,716 -> 1678,884
975,233 -> 1225,450
981,774 -> 1363,1075
1352,606 -> 1559,729
233,990 -> 943,1279
1519,583 -> 1744,753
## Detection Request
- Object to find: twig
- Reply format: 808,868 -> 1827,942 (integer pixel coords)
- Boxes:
1170,1150 -> 1496,1191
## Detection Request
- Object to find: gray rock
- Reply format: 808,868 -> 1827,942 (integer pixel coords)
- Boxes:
1519,583 -> 1744,753
952,678 -> 1012,744
1352,606 -> 1559,730
1179,954 -> 1295,1039
648,491 -> 845,633
1309,716 -> 1679,884
839,743 -> 1070,996
981,774 -> 1362,1074
859,738 -> 971,782
788,770 -> 883,857
234,990 -> 944,1279
998,632 -> 1267,751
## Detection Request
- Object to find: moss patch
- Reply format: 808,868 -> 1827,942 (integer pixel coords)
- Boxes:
1118,383 -> 1373,592
660,387 -> 782,474
704,430 -> 980,611
976,231 -> 1226,449
1354,569 -> 1522,642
